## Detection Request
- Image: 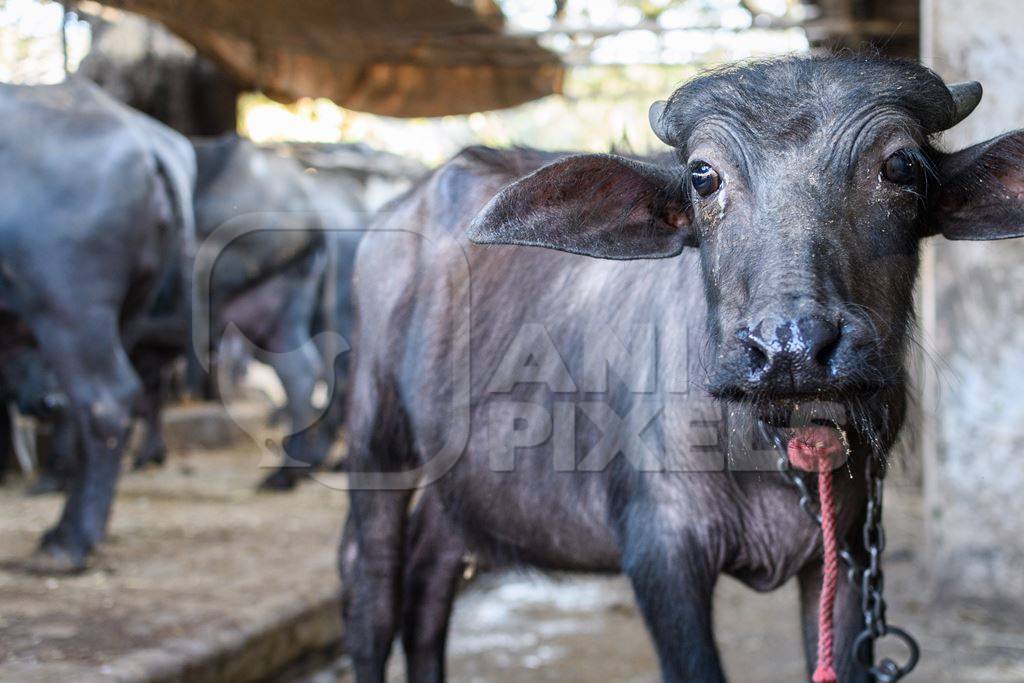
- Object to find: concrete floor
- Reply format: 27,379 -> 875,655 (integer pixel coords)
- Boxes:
1,416 -> 1023,682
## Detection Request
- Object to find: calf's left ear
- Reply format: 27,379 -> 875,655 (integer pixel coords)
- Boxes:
467,153 -> 693,260
929,130 -> 1024,240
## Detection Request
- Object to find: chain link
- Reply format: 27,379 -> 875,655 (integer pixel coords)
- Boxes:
771,430 -> 919,682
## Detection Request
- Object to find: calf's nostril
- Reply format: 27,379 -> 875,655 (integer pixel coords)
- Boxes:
736,328 -> 771,373
747,344 -> 769,371
799,316 -> 841,368
814,334 -> 841,367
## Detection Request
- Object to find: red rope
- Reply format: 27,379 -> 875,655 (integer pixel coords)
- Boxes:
788,427 -> 842,683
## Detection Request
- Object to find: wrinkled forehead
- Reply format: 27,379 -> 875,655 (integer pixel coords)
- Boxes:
661,57 -> 957,155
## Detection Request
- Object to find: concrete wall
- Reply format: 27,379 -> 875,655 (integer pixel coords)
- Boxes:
920,0 -> 1024,603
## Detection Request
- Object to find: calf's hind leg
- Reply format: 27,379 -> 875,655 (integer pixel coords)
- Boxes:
401,487 -> 467,683
341,488 -> 413,682
339,375 -> 416,682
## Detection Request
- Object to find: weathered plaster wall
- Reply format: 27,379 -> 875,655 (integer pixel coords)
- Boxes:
920,0 -> 1024,602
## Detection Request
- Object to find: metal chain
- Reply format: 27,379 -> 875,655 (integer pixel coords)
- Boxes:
771,431 -> 919,682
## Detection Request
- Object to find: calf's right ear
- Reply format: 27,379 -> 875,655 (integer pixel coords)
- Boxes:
466,153 -> 693,260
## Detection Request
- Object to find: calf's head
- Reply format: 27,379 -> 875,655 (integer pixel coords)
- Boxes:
469,56 -> 1024,412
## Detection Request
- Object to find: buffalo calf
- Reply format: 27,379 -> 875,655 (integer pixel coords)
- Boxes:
341,56 -> 1024,682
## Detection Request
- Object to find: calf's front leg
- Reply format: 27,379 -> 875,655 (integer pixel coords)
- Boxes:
622,517 -> 725,683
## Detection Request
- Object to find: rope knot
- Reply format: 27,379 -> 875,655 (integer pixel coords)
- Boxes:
812,665 -> 839,683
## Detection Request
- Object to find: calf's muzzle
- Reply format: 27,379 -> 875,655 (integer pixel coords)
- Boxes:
735,315 -> 844,394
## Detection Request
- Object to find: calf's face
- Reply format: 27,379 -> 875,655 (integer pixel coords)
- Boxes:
469,56 -> 1024,416
654,60 -> 974,403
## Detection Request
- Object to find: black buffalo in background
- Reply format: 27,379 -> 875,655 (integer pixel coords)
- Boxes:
0,85 -> 406,568
182,134 -> 367,490
0,78 -> 196,572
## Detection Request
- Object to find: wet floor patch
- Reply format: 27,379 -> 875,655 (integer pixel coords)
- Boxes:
329,572 -> 658,683
445,573 -> 658,683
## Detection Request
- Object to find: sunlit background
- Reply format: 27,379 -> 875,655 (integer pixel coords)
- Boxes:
0,0 -> 809,164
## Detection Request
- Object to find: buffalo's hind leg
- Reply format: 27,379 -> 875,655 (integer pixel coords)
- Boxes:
339,375 -> 416,682
31,308 -> 141,572
131,354 -> 169,471
258,255 -> 326,491
401,487 -> 466,683
257,340 -> 322,490
29,409 -> 78,494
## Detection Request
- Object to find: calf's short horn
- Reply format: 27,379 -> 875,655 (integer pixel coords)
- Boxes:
946,81 -> 983,128
648,100 -> 673,146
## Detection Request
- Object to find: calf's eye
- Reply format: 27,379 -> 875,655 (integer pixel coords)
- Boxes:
882,150 -> 919,186
690,161 -> 721,197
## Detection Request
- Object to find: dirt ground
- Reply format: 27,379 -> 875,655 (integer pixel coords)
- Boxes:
1,417 -> 1023,682
0,419 -> 347,683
